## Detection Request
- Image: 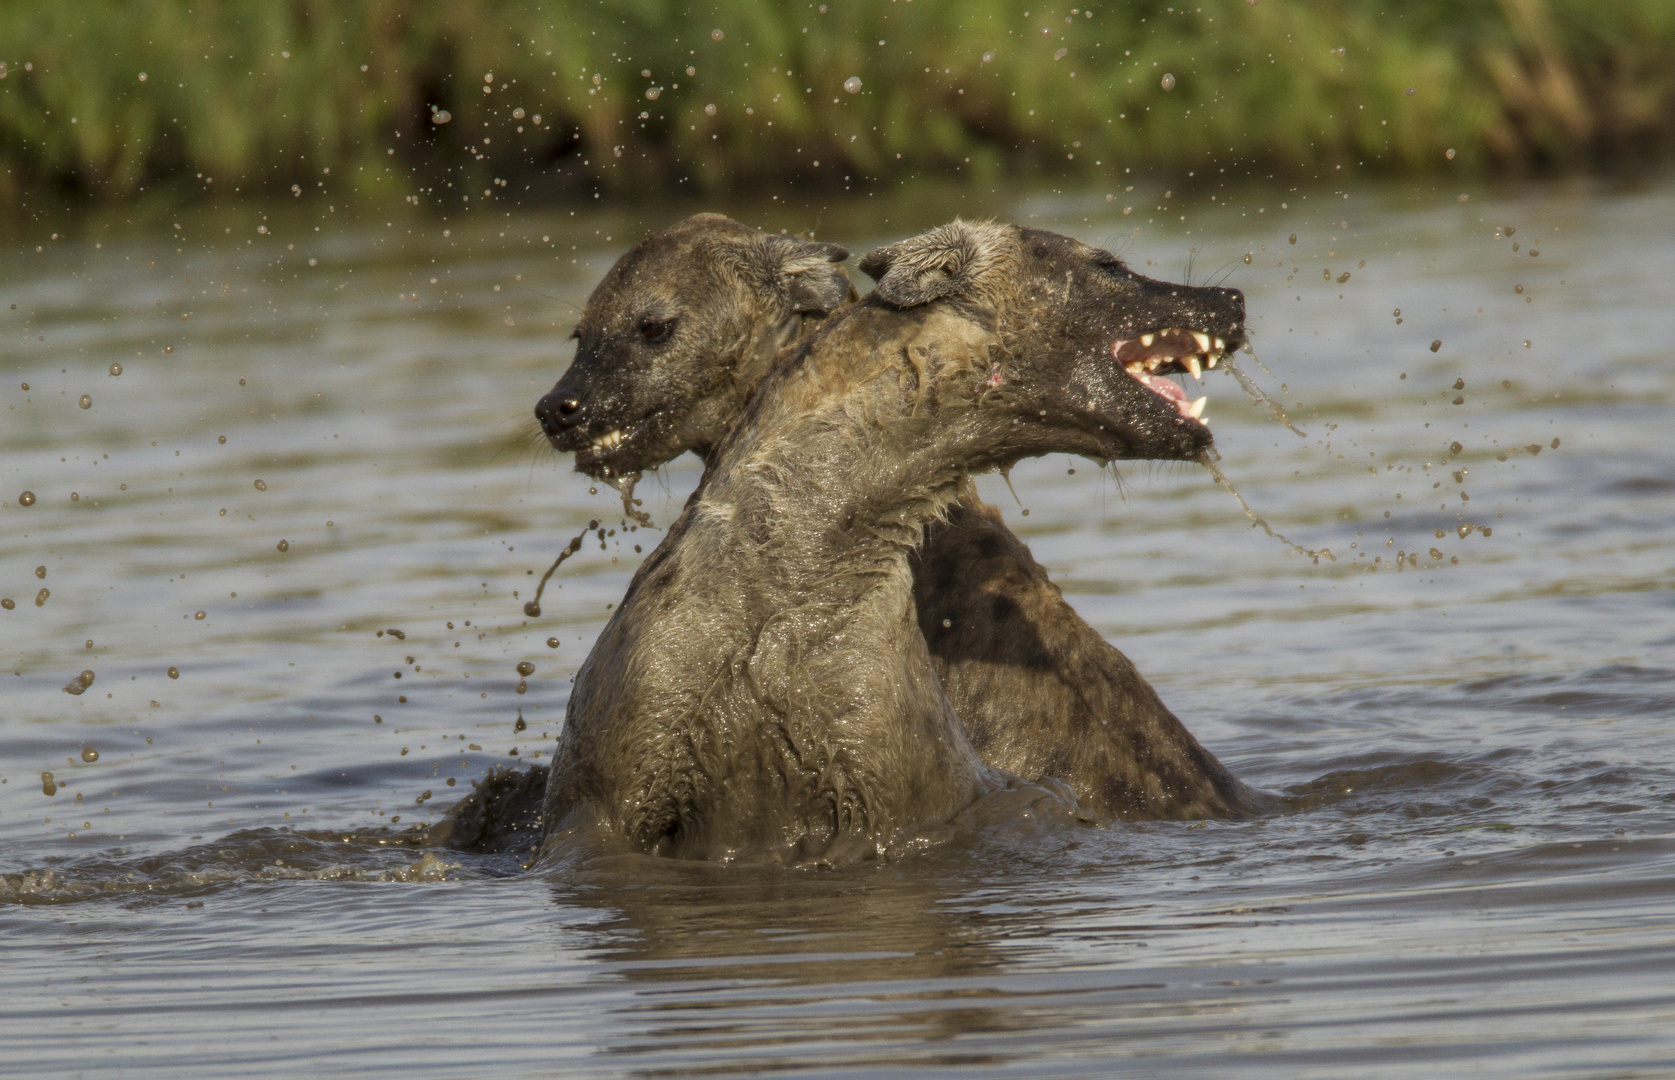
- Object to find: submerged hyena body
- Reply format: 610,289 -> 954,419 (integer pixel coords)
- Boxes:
428,216 -> 1264,856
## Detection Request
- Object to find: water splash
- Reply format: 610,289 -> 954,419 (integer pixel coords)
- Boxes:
606,471 -> 654,528
1197,450 -> 1336,564
523,476 -> 660,618
1220,350 -> 1305,438
522,522 -> 596,618
0,829 -> 465,907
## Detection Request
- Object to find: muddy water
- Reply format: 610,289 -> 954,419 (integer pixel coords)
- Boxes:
3,176 -> 1673,1078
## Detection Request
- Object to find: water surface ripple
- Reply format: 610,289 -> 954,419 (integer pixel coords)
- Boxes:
3,178 -> 1673,1078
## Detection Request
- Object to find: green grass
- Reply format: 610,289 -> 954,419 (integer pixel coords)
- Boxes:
1,0 -> 1671,210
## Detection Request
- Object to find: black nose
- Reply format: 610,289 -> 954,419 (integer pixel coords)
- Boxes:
535,386 -> 584,435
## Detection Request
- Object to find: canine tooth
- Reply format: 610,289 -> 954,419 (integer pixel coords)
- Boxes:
1140,333 -> 1154,347
1185,355 -> 1203,380
1206,355 -> 1218,369
1192,332 -> 1211,353
1187,396 -> 1207,419
1212,336 -> 1225,351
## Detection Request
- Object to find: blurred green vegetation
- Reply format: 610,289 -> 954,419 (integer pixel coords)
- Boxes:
1,0 -> 1670,210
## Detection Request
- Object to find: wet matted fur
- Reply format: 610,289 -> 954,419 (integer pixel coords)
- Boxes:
431,216 -> 1263,856
534,221 -> 1234,862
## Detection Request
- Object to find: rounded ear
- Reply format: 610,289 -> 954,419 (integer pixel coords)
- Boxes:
859,241 -> 956,308
858,220 -> 1007,309
758,235 -> 853,315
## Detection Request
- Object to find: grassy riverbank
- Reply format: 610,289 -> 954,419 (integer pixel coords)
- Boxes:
2,0 -> 1671,210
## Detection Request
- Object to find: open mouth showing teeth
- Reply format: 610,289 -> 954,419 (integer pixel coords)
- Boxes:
1112,327 -> 1227,423
588,429 -> 626,454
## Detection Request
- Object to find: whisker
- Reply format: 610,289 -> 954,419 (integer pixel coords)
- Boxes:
489,414 -> 558,467
1100,232 -> 1134,261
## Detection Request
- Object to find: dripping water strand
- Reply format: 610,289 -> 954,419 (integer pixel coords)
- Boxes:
1243,346 -> 1295,404
523,476 -> 661,617
522,521 -> 597,618
998,464 -> 1023,508
607,471 -> 654,528
1221,350 -> 1306,438
1197,450 -> 1337,564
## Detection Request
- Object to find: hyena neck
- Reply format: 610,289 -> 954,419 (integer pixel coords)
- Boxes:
696,307 -> 998,611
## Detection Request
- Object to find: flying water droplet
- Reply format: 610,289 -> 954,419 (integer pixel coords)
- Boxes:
109,363 -> 122,376
81,747 -> 99,763
1160,72 -> 1176,91
844,76 -> 863,94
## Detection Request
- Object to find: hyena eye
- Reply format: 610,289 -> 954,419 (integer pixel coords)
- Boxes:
639,317 -> 675,343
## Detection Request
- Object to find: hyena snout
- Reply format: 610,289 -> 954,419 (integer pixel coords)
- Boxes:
1202,285 -> 1246,341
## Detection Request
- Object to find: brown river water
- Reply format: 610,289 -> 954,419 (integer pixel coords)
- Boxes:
3,175 -> 1673,1078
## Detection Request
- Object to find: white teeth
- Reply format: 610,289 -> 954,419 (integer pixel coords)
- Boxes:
1140,333 -> 1155,347
1192,332 -> 1211,353
1206,355 -> 1218,369
590,429 -> 625,452
1187,397 -> 1207,419
1212,336 -> 1225,352
1185,355 -> 1203,380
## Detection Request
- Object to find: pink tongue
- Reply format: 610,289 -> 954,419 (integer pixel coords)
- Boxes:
1132,371 -> 1194,417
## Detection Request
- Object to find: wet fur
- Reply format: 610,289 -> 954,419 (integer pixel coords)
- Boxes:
433,217 -> 1260,856
916,499 -> 1257,818
542,302 -> 1079,862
